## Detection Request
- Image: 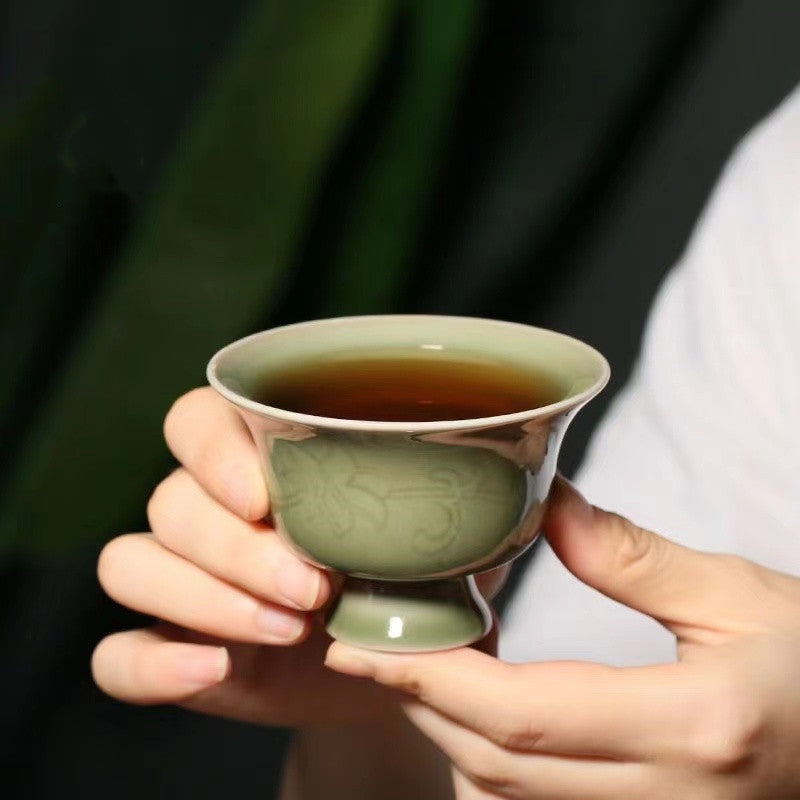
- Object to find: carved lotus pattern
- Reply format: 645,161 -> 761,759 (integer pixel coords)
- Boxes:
269,433 -> 528,576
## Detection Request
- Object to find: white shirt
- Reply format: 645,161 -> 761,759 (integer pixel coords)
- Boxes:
501,84 -> 800,667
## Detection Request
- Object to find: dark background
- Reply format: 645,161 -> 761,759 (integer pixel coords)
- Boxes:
1,0 -> 798,795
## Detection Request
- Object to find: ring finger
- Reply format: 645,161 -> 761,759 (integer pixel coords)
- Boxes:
98,533 -> 309,644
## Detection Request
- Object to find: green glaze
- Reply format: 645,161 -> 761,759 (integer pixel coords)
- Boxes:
270,432 -> 526,578
208,315 -> 609,652
326,576 -> 491,652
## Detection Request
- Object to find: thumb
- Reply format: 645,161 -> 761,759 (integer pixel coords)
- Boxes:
543,476 -> 742,632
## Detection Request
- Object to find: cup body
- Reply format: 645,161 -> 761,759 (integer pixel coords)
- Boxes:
208,315 -> 609,583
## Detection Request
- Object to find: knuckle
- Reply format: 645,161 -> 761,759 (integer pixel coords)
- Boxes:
693,728 -> 757,775
127,644 -> 154,699
163,387 -> 207,447
163,394 -> 188,447
691,675 -> 763,774
714,555 -> 790,622
484,667 -> 546,752
491,715 -> 545,752
607,513 -> 663,577
146,470 -> 190,545
195,438 -> 231,491
97,535 -> 137,596
90,637 -> 113,692
212,529 -> 251,576
375,662 -> 422,697
452,773 -> 484,800
91,633 -> 145,701
718,554 -> 761,585
720,555 -> 779,603
459,748 -> 517,796
146,476 -> 171,532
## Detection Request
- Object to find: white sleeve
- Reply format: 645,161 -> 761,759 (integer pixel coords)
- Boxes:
500,84 -> 800,667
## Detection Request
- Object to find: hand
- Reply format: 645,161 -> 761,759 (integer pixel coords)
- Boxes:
326,477 -> 800,799
91,387 -> 506,727
92,387 -> 389,725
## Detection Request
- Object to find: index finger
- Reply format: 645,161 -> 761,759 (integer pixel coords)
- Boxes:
164,387 -> 268,520
324,644 -> 698,761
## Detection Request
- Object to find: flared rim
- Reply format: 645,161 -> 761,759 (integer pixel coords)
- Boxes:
207,315 -> 610,433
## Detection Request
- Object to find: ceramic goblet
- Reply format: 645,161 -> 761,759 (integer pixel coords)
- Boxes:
207,315 -> 608,652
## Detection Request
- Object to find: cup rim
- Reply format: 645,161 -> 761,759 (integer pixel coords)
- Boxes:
207,314 -> 611,432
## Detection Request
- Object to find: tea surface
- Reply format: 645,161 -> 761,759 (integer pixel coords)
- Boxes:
254,352 -> 564,422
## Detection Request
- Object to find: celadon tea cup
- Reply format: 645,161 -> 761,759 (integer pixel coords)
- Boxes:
207,315 -> 609,652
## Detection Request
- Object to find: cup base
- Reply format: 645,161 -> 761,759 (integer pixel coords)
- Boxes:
325,575 -> 492,652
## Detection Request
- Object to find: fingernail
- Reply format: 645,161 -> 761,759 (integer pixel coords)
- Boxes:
324,644 -> 377,678
275,560 -> 321,610
255,605 -> 305,641
176,646 -> 230,687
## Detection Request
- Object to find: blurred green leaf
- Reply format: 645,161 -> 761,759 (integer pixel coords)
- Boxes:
0,0 -> 394,555
322,0 -> 481,315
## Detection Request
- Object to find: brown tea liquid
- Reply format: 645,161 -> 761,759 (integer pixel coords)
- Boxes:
253,351 -> 564,422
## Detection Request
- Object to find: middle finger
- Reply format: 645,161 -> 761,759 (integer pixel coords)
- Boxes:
148,468 -> 330,611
